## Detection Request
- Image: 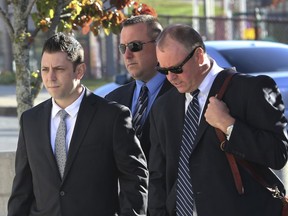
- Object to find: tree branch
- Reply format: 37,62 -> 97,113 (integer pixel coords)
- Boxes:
47,0 -> 72,38
23,0 -> 38,20
63,0 -> 72,6
28,27 -> 41,47
0,5 -> 14,39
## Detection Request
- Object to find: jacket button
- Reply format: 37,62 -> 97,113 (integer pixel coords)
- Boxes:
60,191 -> 65,196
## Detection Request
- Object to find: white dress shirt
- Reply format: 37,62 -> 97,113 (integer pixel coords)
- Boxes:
184,59 -> 224,121
184,59 -> 224,216
50,87 -> 85,154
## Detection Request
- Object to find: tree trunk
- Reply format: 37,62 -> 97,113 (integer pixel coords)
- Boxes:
0,1 -> 13,73
13,0 -> 33,119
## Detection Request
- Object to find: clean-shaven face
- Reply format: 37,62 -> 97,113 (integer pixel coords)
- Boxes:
120,23 -> 158,82
41,51 -> 83,108
156,38 -> 202,93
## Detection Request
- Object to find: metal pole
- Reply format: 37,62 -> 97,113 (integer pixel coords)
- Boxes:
254,7 -> 260,40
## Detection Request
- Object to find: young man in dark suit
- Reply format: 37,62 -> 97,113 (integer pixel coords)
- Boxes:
148,24 -> 288,216
105,15 -> 173,159
7,32 -> 148,216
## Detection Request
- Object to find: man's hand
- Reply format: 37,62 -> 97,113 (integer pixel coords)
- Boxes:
204,96 -> 235,134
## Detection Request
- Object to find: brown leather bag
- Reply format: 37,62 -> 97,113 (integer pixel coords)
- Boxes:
215,70 -> 288,216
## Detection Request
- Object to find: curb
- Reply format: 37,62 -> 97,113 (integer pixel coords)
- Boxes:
0,107 -> 17,117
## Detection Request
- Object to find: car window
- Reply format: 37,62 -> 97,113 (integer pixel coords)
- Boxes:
217,47 -> 288,73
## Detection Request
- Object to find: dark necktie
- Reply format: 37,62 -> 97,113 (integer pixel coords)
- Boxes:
55,109 -> 68,179
176,89 -> 200,216
133,85 -> 149,137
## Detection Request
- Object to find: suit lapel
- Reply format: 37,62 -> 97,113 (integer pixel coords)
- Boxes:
40,99 -> 62,176
193,70 -> 232,149
63,89 -> 98,180
167,89 -> 186,160
119,82 -> 135,108
143,79 -> 173,127
157,79 -> 173,98
126,82 -> 136,107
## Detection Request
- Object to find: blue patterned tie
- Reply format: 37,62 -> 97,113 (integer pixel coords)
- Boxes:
176,89 -> 200,216
133,85 -> 149,137
55,109 -> 68,179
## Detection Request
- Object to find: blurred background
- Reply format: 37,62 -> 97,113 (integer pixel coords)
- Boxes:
0,0 -> 287,85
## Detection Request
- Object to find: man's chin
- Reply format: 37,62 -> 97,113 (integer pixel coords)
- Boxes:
173,84 -> 185,93
130,72 -> 142,80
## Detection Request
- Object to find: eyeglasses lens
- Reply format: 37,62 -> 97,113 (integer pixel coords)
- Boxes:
155,46 -> 200,75
119,42 -> 143,54
129,42 -> 142,52
156,66 -> 182,75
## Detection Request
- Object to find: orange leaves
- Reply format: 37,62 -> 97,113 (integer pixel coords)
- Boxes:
32,0 -> 157,36
81,16 -> 93,35
131,2 -> 157,17
38,18 -> 50,32
272,0 -> 284,6
70,0 -> 157,36
110,0 -> 132,10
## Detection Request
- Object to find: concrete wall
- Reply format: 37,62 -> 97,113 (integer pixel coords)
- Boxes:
0,152 -> 15,216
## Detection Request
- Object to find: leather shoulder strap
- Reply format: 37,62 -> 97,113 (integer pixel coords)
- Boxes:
216,69 -> 237,100
215,69 -> 288,215
214,69 -> 244,194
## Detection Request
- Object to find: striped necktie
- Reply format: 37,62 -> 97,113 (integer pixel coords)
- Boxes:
133,85 -> 149,137
176,89 -> 200,216
55,109 -> 68,179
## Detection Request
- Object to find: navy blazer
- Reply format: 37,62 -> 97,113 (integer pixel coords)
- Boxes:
8,88 -> 148,216
105,78 -> 173,159
148,70 -> 288,216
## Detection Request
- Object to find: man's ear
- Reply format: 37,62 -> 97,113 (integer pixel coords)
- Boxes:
75,63 -> 86,80
196,47 -> 205,65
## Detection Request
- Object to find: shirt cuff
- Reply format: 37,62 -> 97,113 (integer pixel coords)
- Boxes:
226,124 -> 234,140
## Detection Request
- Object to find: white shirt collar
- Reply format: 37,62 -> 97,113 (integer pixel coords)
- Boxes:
51,86 -> 85,118
185,58 -> 223,100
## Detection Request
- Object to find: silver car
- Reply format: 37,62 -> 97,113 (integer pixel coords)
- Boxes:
205,40 -> 288,121
95,40 -> 288,121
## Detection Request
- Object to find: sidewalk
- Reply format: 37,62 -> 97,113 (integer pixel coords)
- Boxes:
0,85 -> 50,116
0,85 -> 50,216
0,85 -> 50,151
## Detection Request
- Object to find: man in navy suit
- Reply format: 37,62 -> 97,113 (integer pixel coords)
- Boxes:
106,15 -> 173,159
148,24 -> 288,216
8,32 -> 148,216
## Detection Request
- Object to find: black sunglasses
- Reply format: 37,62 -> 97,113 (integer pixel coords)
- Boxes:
155,46 -> 200,75
119,40 -> 155,54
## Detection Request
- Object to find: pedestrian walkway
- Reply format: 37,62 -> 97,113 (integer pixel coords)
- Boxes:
0,85 -> 50,107
0,116 -> 18,151
0,85 -> 50,216
0,85 -> 50,151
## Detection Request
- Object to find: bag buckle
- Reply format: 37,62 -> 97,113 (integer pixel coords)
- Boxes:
271,186 -> 283,199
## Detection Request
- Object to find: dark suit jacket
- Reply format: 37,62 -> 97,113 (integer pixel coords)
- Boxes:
8,88 -> 148,216
148,70 -> 288,216
105,79 -> 173,159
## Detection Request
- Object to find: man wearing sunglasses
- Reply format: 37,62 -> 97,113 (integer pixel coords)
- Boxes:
105,15 -> 173,159
148,24 -> 288,216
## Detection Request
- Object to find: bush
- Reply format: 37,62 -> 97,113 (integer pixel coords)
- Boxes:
0,71 -> 16,84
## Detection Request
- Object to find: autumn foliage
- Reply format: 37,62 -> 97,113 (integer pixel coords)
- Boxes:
32,0 -> 157,36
